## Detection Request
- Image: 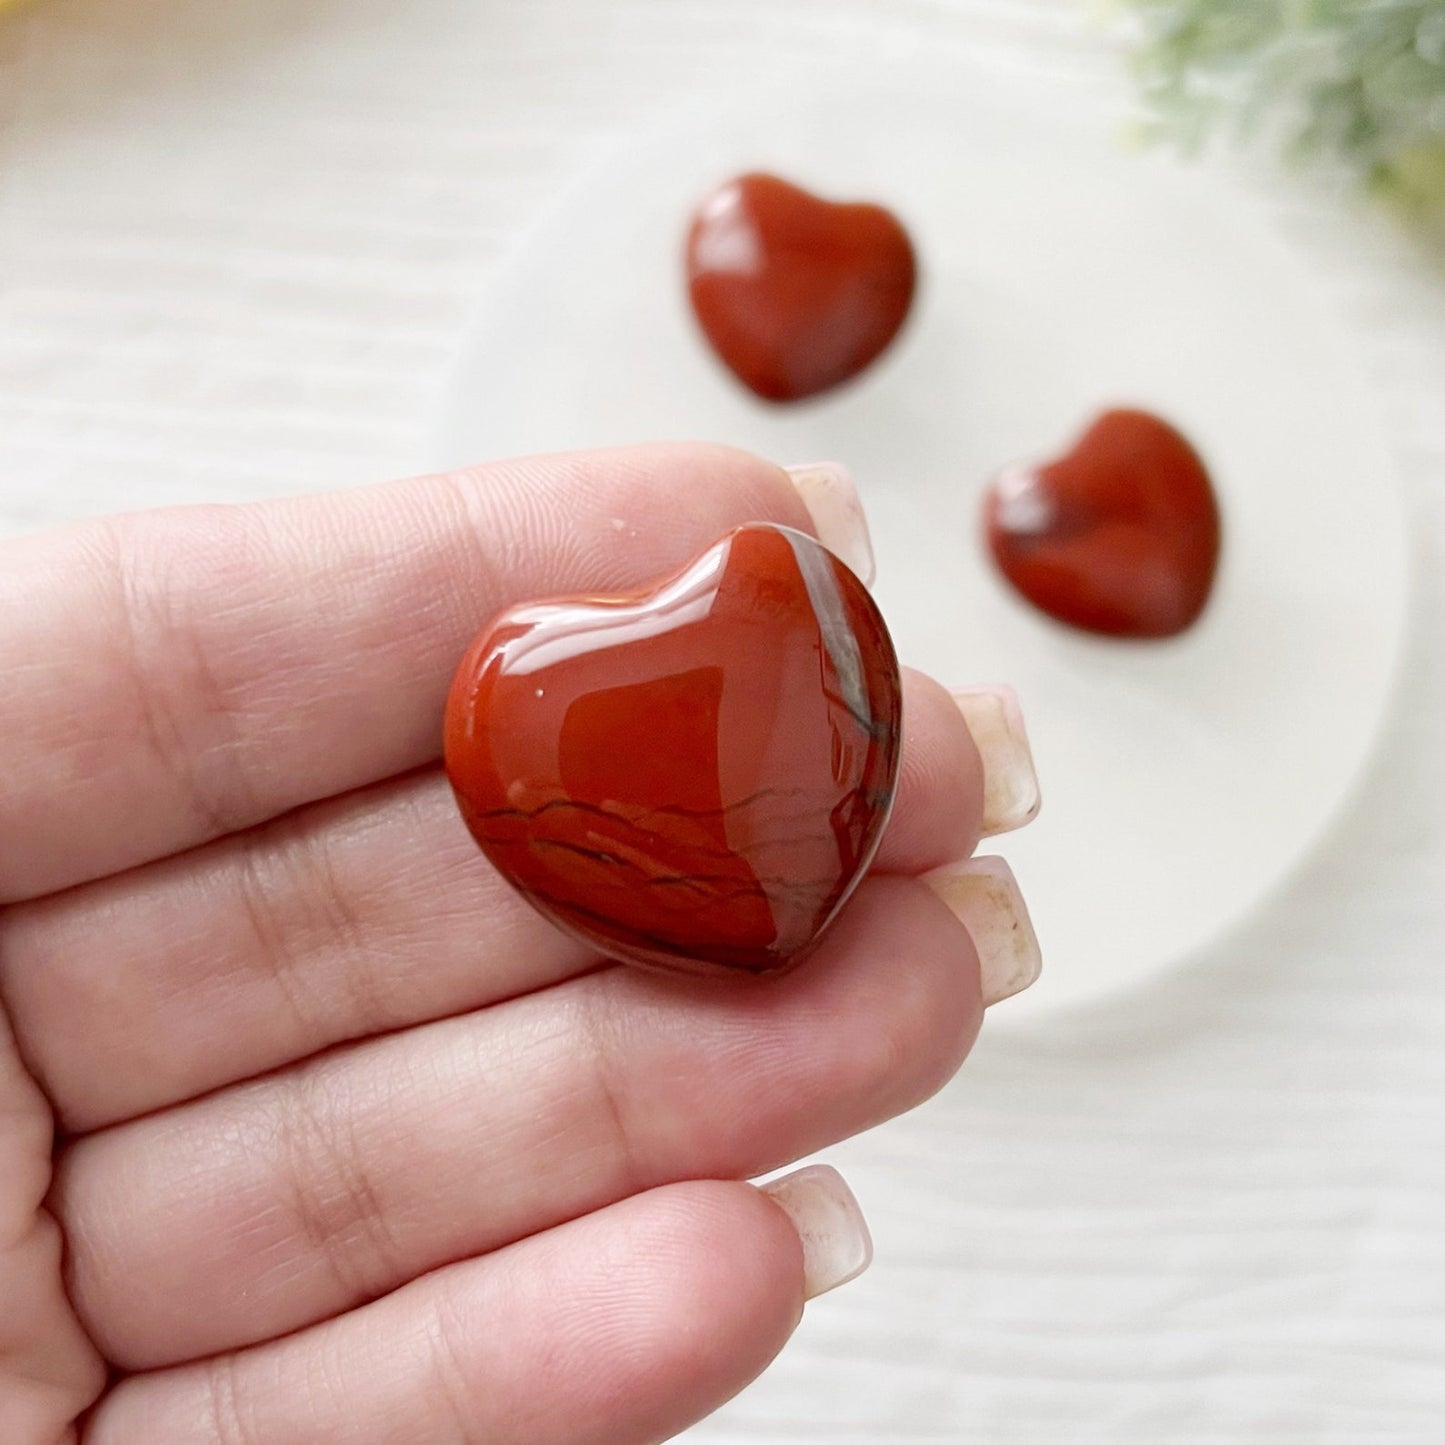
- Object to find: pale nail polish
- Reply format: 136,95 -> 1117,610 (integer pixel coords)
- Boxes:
952,685 -> 1041,837
760,1164 -> 873,1300
785,462 -> 876,587
922,855 -> 1042,1006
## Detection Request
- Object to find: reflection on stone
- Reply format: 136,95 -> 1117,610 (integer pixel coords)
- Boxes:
445,525 -> 903,976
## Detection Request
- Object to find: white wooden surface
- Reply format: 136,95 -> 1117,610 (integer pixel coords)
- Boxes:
3,2 -> 1445,1439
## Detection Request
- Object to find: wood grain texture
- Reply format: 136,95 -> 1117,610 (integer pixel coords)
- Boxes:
2,1 -> 1444,1439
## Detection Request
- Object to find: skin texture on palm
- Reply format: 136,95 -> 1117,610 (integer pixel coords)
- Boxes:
0,444 -> 1023,1444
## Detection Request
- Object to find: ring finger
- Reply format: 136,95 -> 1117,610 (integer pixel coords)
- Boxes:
54,865 -> 1038,1371
6,668 -> 1035,1133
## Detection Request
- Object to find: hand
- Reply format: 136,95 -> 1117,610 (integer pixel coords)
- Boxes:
0,444 -> 1039,1444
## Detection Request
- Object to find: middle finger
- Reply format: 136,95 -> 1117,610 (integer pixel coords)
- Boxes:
6,670 -> 997,1132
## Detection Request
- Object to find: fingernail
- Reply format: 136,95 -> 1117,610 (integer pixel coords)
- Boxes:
921,855 -> 1042,1006
951,685 -> 1041,837
760,1163 -> 873,1300
785,462 -> 876,587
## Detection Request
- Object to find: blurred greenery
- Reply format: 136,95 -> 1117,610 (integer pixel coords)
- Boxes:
1124,1 -> 1445,248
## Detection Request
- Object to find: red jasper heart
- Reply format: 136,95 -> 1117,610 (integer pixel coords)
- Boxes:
983,408 -> 1223,639
444,524 -> 903,977
685,172 -> 917,404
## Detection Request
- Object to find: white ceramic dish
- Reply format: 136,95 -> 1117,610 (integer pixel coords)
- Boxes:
433,61 -> 1408,1013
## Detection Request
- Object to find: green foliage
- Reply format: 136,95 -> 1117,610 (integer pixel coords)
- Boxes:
1124,1 -> 1445,242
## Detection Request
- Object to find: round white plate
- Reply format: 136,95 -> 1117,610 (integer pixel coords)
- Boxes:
433,61 -> 1408,1013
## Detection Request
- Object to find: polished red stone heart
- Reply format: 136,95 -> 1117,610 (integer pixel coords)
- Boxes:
444,524 -> 903,977
685,172 -> 917,403
983,408 -> 1222,639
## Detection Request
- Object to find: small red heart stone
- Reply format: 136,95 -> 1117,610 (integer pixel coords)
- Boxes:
686,172 -> 918,403
444,524 -> 903,977
983,409 -> 1223,639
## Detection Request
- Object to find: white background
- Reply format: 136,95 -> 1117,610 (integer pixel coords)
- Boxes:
3,1 -> 1444,1439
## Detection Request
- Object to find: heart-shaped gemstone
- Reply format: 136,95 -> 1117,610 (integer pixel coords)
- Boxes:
983,409 -> 1222,639
686,173 -> 917,403
444,524 -> 903,977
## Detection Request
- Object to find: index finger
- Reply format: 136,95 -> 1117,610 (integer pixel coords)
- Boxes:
0,444 -> 825,903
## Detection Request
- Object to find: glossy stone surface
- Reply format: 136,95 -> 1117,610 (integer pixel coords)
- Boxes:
983,408 -> 1222,639
686,172 -> 917,403
444,524 -> 903,976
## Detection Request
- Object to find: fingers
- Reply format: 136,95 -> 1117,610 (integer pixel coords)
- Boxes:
0,443 -> 813,903
56,875 -> 985,1369
886,667 -> 984,870
4,771 -> 594,1134
7,671 -> 989,1133
86,1177 -> 842,1445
